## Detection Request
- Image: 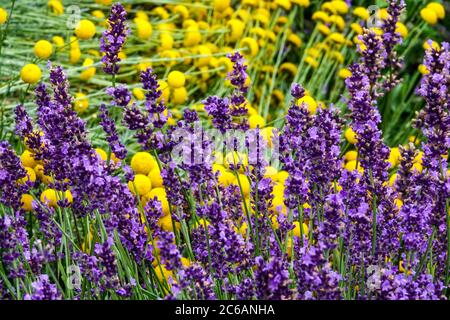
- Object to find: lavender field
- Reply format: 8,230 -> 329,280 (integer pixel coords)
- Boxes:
0,0 -> 449,300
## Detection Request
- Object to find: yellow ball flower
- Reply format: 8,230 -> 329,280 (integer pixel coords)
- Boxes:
249,114 -> 266,129
21,150 -> 37,168
128,174 -> 152,196
95,0 -> 112,5
292,0 -> 310,7
263,166 -> 278,179
338,68 -> 352,79
217,170 -> 235,187
233,174 -> 250,198
344,127 -> 357,144
18,167 -> 36,185
52,35 -> 65,48
144,188 -> 170,215
48,0 -> 64,16
328,32 -> 346,44
418,64 -> 429,75
344,150 -> 358,162
73,93 -> 89,114
274,170 -> 289,184
0,7 -> 8,24
80,58 -> 96,81
158,80 -> 170,102
388,147 -> 401,167
135,18 -> 152,40
293,221 -> 309,238
20,64 -> 42,84
75,19 -> 96,40
21,194 -> 34,212
34,164 -> 53,185
40,189 -> 72,208
423,40 -> 440,51
420,8 -> 438,25
158,215 -> 180,232
352,6 -> 370,20
171,87 -> 188,105
389,173 -> 398,186
395,22 -> 408,38
240,37 -> 259,57
427,2 -> 445,19
160,33 -> 174,50
297,95 -> 317,114
305,56 -> 319,68
183,25 -> 202,47
95,148 -> 108,161
227,19 -> 245,42
331,0 -> 349,14
148,166 -> 163,188
131,152 -> 157,175
132,88 -> 145,101
167,71 -> 186,88
34,40 -> 53,59
154,264 -> 173,284
345,160 -> 363,173
225,151 -> 248,171
213,0 -> 230,12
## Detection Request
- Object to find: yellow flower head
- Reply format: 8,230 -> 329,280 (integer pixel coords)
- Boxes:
20,64 -> 42,84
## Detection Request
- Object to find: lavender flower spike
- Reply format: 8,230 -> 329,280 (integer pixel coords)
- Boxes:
100,3 -> 129,75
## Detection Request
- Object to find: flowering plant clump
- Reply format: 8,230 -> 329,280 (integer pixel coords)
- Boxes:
0,0 -> 449,301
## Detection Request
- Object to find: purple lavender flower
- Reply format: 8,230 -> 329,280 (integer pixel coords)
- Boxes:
380,0 -> 405,91
99,104 -> 127,160
100,3 -> 129,75
24,275 -> 61,300
254,255 -> 294,300
106,85 -> 131,107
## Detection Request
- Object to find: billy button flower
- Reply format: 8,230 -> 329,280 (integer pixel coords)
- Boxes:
240,37 -> 259,57
20,64 -> 42,84
338,68 -> 352,79
212,164 -> 235,186
297,95 -> 318,115
40,189 -> 73,208
167,70 -> 186,89
34,164 -> 53,185
52,35 -> 64,49
80,58 -> 96,81
131,152 -> 158,175
20,150 -> 38,168
148,166 -> 163,188
344,150 -> 358,162
134,17 -> 152,40
128,174 -> 152,196
426,2 -> 445,20
47,0 -> 63,16
312,10 -> 330,24
34,40 -> 53,59
75,19 -> 97,40
213,0 -> 231,13
0,7 -> 8,24
291,0 -> 310,7
73,93 -> 89,114
226,19 -> 245,43
184,24 -> 202,47
420,7 -> 438,25
352,6 -> 370,20
344,127 -> 357,144
423,40 -> 440,51
20,194 -> 34,212
17,167 -> 36,185
143,188 -> 170,216
69,36 -> 81,64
